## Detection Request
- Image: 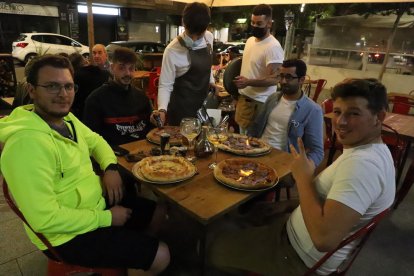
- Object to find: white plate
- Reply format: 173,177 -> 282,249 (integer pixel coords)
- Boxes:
132,162 -> 196,185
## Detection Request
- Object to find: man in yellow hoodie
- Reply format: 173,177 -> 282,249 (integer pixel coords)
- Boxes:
0,55 -> 169,275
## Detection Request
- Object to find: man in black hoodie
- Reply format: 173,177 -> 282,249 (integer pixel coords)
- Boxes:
83,47 -> 152,146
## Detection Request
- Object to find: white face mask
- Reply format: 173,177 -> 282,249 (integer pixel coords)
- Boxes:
182,33 -> 203,48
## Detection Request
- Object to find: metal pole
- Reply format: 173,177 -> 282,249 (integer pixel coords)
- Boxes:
87,0 -> 94,62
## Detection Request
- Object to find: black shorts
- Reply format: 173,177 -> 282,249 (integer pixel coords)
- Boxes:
44,196 -> 159,270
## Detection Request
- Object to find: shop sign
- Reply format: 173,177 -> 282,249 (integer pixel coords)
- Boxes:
0,2 -> 58,17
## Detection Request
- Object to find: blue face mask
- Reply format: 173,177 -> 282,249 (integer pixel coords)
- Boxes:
182,34 -> 203,48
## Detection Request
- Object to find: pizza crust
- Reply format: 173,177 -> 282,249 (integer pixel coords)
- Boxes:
214,159 -> 278,190
146,126 -> 183,145
217,134 -> 271,155
136,156 -> 196,182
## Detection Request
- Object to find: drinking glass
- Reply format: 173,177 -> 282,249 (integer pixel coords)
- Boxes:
207,125 -> 228,169
180,117 -> 201,159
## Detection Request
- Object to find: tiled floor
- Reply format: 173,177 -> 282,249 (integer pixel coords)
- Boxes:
1,151 -> 413,275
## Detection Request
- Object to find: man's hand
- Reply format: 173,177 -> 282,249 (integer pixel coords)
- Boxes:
289,138 -> 315,184
233,76 -> 249,89
150,110 -> 166,126
110,205 -> 132,226
103,170 -> 123,206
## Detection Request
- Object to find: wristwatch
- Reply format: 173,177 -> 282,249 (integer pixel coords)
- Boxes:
105,163 -> 119,172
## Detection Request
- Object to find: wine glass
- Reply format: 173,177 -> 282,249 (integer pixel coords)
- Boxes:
180,117 -> 201,159
207,125 -> 228,169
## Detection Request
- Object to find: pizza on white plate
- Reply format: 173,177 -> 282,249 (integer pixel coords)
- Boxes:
214,158 -> 278,190
217,134 -> 271,156
134,155 -> 196,183
146,126 -> 183,145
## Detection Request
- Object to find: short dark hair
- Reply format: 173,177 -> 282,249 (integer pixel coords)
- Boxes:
27,54 -> 74,85
112,47 -> 137,64
68,52 -> 85,71
183,2 -> 211,35
252,4 -> 272,19
331,78 -> 388,114
282,59 -> 307,78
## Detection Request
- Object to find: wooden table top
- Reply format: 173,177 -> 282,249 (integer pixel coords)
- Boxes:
132,71 -> 150,79
118,139 -> 293,225
325,112 -> 414,141
1,97 -> 14,106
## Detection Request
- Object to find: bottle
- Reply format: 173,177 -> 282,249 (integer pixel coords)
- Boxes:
194,126 -> 214,158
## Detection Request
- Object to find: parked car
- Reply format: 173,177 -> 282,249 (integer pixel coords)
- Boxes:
12,33 -> 89,64
106,41 -> 166,60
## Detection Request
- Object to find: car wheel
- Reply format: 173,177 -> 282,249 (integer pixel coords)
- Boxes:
24,54 -> 37,64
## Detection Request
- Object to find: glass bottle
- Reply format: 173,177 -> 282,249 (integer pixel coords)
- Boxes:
194,126 -> 215,158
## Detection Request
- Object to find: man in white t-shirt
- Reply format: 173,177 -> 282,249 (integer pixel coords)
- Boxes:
210,78 -> 395,275
152,2 -> 216,126
234,4 -> 284,134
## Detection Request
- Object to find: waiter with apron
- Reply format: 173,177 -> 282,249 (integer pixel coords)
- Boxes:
152,2 -> 216,126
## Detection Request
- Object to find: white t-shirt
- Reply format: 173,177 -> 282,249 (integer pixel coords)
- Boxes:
261,96 -> 297,149
158,31 -> 215,110
287,143 -> 395,275
239,35 -> 284,103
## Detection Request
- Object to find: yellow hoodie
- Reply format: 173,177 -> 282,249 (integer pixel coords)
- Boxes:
0,105 -> 116,250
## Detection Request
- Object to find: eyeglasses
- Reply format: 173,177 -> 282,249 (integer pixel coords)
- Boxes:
277,74 -> 300,81
36,83 -> 78,94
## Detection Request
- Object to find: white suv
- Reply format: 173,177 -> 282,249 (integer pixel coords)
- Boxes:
12,33 -> 89,64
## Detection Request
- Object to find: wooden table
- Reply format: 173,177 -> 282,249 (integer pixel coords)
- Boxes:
131,71 -> 150,90
118,139 -> 292,225
118,139 -> 292,274
1,97 -> 14,107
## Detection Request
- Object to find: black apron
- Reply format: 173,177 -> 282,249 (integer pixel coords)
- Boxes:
167,36 -> 212,126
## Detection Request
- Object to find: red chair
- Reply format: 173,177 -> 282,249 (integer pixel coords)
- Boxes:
246,209 -> 389,276
146,71 -> 159,109
394,159 -> 414,209
388,94 -> 414,115
305,79 -> 327,102
2,180 -> 126,276
304,209 -> 389,276
382,123 -> 408,180
321,99 -> 343,166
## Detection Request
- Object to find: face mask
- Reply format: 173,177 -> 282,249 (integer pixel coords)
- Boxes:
182,34 -> 203,48
252,26 -> 267,39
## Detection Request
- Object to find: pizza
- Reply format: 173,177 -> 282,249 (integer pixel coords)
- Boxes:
146,126 -> 183,145
134,155 -> 196,183
214,159 -> 278,190
217,134 -> 271,156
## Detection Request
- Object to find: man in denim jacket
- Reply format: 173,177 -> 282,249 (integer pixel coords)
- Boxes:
248,59 -> 323,166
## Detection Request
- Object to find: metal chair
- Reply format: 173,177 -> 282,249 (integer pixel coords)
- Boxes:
146,71 -> 159,109
388,94 -> 414,115
394,159 -> 414,209
304,209 -> 389,276
305,78 -> 327,102
2,180 -> 126,276
321,99 -> 343,166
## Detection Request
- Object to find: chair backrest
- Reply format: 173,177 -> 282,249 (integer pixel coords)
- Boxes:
304,209 -> 389,276
312,79 -> 327,102
381,123 -> 408,175
2,179 -> 64,261
321,98 -> 334,142
388,95 -> 414,115
146,71 -> 159,109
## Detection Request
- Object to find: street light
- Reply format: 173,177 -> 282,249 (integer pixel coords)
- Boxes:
284,10 -> 295,59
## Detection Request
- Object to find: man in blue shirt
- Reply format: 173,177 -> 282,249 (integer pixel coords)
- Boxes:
248,59 -> 324,166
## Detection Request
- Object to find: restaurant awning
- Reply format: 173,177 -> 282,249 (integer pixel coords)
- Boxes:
172,0 -> 413,7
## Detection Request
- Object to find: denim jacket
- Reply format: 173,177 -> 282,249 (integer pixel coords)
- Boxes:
248,91 -> 324,166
